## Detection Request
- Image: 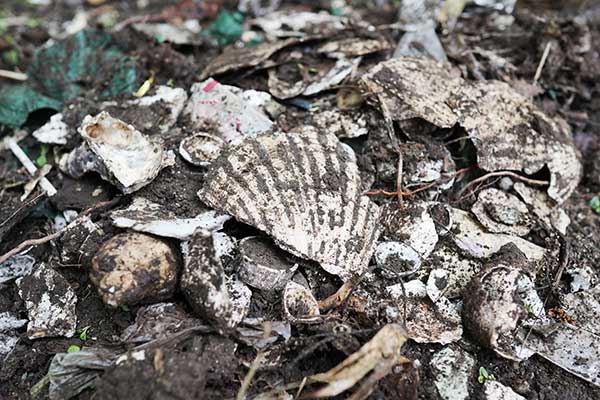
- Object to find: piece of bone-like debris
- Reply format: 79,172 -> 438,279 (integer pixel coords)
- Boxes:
198,128 -> 381,280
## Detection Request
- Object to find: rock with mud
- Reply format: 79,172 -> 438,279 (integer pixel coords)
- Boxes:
90,232 -> 179,307
431,346 -> 475,400
380,202 -> 439,258
198,128 -> 381,280
17,263 -> 77,339
181,230 -> 250,328
484,381 -> 526,400
59,216 -> 107,266
236,236 -> 298,291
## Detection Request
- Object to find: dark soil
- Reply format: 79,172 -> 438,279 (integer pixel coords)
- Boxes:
1,1 -> 600,400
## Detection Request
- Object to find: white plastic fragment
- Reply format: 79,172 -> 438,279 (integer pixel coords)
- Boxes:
183,79 -> 273,145
250,11 -> 347,38
133,21 -> 202,45
17,263 -> 77,339
431,346 -> 475,400
32,113 -> 70,144
451,208 -> 545,260
7,137 -> 57,197
110,197 -> 230,240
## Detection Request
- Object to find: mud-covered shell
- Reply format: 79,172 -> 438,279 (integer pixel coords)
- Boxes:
236,237 -> 298,291
179,133 -> 225,167
471,188 -> 531,236
90,232 -> 179,306
282,281 -> 320,323
198,128 -> 381,280
79,111 -> 169,194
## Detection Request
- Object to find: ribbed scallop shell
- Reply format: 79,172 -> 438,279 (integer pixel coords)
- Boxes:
198,128 -> 381,280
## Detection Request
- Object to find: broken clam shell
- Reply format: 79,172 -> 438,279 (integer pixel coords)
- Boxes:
198,128 -> 381,280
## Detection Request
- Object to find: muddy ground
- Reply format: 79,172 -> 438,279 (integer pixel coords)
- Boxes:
1,1 -> 600,399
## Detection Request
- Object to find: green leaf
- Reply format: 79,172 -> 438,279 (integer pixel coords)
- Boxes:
78,326 -> 91,341
67,344 -> 81,353
590,196 -> 600,215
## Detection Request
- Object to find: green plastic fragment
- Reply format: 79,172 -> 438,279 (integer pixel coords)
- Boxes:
590,196 -> 600,214
0,29 -> 137,128
0,85 -> 61,128
205,10 -> 244,47
28,29 -> 138,102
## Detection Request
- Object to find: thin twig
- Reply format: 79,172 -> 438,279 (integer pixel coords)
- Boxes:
237,322 -> 271,400
533,41 -> 552,83
456,170 -> 548,200
0,198 -> 119,265
367,167 -> 471,198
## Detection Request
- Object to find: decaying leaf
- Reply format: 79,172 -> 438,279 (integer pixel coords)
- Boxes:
200,38 -> 301,79
309,324 -> 410,399
198,128 -> 381,280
